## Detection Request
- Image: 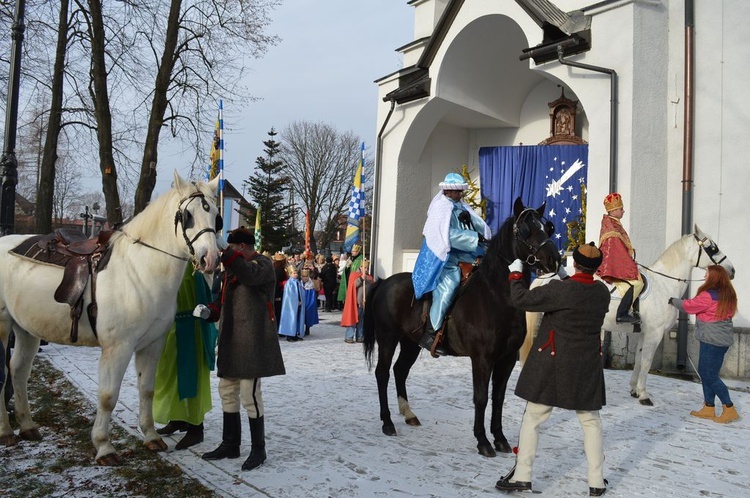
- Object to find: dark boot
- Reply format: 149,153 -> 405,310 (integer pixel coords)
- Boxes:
242,416 -> 267,471
175,423 -> 204,450
202,412 -> 241,460
156,420 -> 189,436
418,321 -> 446,356
616,287 -> 640,324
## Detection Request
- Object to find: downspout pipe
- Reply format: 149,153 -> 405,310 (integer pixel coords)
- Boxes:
369,97 -> 397,280
677,0 -> 695,371
557,45 -> 618,193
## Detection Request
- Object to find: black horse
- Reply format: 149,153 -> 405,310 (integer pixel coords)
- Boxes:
363,197 -> 560,457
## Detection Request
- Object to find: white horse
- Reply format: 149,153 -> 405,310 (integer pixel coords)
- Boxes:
0,171 -> 221,465
521,225 -> 734,407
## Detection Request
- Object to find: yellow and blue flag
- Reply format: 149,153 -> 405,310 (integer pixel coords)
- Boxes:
343,143 -> 365,252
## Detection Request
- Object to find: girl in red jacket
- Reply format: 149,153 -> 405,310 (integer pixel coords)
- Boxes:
669,265 -> 738,423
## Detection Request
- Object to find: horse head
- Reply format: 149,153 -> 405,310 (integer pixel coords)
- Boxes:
511,197 -> 561,274
173,171 -> 222,272
693,224 -> 735,279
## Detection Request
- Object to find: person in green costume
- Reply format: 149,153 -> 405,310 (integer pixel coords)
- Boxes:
337,244 -> 363,307
153,266 -> 218,450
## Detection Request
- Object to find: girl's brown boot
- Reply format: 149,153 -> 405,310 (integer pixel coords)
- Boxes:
713,405 -> 739,424
689,404 -> 715,419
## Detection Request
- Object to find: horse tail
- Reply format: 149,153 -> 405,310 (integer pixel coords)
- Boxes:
363,279 -> 383,370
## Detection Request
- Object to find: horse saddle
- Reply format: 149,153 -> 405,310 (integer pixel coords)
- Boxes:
11,228 -> 114,342
416,261 -> 480,355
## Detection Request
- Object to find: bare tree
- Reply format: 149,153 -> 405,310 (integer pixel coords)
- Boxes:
52,156 -> 82,223
132,0 -> 280,214
35,0 -> 69,233
279,121 -> 367,253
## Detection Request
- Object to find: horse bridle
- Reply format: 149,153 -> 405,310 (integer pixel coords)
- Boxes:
694,233 -> 726,267
173,191 -> 220,257
513,208 -> 557,273
639,234 -> 727,282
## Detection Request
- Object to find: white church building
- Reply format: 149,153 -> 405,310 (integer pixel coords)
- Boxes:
372,0 -> 748,376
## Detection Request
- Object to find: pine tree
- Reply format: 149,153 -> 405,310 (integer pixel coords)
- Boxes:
245,128 -> 290,252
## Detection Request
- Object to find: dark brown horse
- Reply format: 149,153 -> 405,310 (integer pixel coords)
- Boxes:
363,198 -> 560,457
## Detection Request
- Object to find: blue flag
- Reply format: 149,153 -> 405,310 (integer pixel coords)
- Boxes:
478,144 -> 588,254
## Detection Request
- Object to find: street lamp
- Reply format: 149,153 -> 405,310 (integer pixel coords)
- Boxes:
0,1 -> 26,236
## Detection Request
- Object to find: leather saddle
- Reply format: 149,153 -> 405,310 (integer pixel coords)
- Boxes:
11,228 -> 114,342
416,261 -> 480,354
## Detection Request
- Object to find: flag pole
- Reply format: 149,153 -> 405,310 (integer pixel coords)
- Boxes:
359,142 -> 367,276
218,100 -> 224,234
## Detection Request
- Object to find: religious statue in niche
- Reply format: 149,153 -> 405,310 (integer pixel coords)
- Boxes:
539,86 -> 587,145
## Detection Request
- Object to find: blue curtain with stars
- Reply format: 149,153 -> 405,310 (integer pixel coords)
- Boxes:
478,144 -> 588,254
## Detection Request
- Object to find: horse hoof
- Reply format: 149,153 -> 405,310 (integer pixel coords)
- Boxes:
145,438 -> 168,452
382,425 -> 397,436
96,452 -> 122,466
19,427 -> 42,441
405,416 -> 421,427
630,391 -> 638,398
0,433 -> 18,446
639,398 -> 654,406
477,444 -> 497,458
494,440 -> 513,454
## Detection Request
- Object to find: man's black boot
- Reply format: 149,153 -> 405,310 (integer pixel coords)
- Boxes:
242,416 -> 267,471
616,287 -> 640,324
419,322 -> 446,356
202,412 -> 241,460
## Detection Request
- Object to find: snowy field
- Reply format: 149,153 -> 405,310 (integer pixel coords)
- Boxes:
39,310 -> 750,497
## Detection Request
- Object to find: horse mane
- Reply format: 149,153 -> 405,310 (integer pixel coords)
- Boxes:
119,188 -> 180,240
650,234 -> 693,273
119,180 -> 215,241
479,215 -> 516,278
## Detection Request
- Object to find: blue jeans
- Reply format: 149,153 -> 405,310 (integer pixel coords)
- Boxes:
345,307 -> 365,342
698,341 -> 732,406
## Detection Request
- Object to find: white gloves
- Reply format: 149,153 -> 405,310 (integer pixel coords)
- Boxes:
508,259 -> 523,273
557,264 -> 568,279
216,236 -> 229,251
193,304 -> 210,320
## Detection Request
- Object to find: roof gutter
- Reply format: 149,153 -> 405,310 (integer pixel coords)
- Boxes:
677,0 -> 695,371
555,45 -> 618,192
519,41 -> 618,191
369,97 -> 397,280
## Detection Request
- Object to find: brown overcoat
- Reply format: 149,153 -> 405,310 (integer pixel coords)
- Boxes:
511,273 -> 610,411
215,249 -> 285,380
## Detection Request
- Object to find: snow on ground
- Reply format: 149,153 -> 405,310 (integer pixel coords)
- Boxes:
39,310 -> 750,497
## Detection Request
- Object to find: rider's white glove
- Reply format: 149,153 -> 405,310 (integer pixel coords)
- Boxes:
216,236 -> 229,251
508,259 -> 523,273
193,304 -> 211,320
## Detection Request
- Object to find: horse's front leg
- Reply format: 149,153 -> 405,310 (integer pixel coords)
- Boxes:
134,337 -> 168,452
393,340 -> 420,427
629,333 -> 645,397
490,357 -> 516,454
93,345 -> 135,465
470,356 -> 495,457
9,328 -> 41,441
0,327 -> 16,445
374,339 -> 399,436
632,331 -> 662,406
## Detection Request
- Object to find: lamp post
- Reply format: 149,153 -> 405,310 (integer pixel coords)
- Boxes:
0,0 -> 26,236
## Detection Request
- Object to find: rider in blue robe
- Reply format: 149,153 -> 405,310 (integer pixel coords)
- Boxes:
412,173 -> 491,355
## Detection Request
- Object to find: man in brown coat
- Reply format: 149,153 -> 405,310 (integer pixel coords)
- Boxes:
496,243 -> 611,497
195,227 -> 285,471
